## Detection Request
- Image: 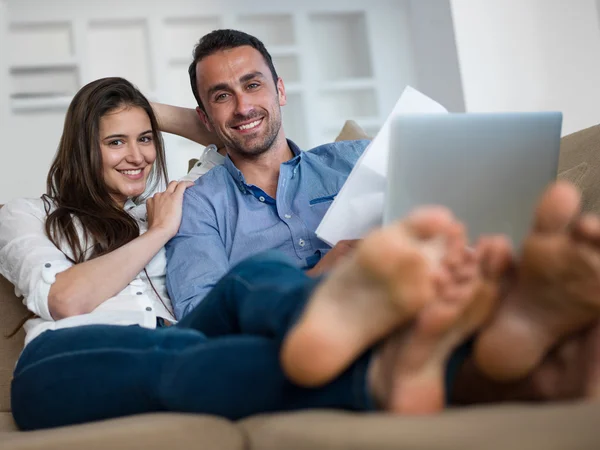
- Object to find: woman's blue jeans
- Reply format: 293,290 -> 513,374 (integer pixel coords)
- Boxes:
11,252 -> 374,430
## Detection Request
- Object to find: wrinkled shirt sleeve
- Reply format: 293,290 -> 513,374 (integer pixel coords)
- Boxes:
165,189 -> 230,319
0,199 -> 73,321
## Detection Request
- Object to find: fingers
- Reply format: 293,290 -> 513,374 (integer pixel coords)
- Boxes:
174,180 -> 194,198
155,180 -> 194,196
146,196 -> 154,214
338,239 -> 361,249
165,180 -> 180,193
332,239 -> 361,259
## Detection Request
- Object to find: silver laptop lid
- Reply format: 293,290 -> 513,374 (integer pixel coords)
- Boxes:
384,112 -> 562,246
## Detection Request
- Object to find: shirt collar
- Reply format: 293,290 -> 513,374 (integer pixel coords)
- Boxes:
223,139 -> 303,189
124,198 -> 137,211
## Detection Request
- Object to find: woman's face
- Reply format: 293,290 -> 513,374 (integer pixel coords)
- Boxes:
99,106 -> 157,207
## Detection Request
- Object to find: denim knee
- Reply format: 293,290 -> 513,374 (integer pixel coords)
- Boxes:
228,251 -> 300,279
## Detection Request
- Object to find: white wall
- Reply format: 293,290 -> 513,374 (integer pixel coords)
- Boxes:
408,0 -> 465,112
0,0 -> 414,204
450,0 -> 600,136
0,0 -> 7,127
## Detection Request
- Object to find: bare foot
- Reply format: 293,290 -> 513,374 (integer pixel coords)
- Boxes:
280,207 -> 465,387
474,181 -> 600,381
368,236 -> 509,414
581,321 -> 600,400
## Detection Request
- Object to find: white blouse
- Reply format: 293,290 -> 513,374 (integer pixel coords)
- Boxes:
0,197 -> 176,347
0,144 -> 224,348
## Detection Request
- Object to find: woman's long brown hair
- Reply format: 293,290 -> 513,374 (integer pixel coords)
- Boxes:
7,77 -> 168,338
44,77 -> 168,263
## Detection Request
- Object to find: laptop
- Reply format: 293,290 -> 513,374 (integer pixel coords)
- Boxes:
383,112 -> 563,246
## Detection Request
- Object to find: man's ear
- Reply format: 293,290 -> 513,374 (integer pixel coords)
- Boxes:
196,106 -> 212,132
277,77 -> 287,107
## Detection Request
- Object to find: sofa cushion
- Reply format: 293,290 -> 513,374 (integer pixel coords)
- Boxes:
0,272 -> 27,413
334,120 -> 371,142
558,123 -> 600,214
0,411 -> 18,432
241,402 -> 600,450
0,413 -> 244,450
0,202 -> 27,413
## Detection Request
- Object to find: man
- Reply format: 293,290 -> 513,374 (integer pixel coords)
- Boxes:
165,29 -> 367,319
159,29 -> 600,413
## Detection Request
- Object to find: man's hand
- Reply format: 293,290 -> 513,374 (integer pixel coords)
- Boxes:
307,240 -> 361,277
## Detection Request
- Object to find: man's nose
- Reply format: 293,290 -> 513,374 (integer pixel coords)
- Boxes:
234,93 -> 255,117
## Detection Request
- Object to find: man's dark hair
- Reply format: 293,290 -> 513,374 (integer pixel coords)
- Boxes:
188,29 -> 279,111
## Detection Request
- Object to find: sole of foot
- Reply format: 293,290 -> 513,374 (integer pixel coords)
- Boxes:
368,236 -> 509,414
280,207 -> 467,388
474,181 -> 600,382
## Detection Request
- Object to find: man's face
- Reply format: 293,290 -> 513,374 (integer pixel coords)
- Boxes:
195,45 -> 287,158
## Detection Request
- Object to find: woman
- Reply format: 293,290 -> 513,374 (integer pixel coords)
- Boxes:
0,77 -> 482,431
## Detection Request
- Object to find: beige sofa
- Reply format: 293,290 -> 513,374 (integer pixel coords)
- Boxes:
2,122 -> 600,449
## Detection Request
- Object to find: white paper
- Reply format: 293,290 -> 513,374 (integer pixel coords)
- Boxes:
316,86 -> 448,246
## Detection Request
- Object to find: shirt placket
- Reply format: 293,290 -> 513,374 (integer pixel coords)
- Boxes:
278,163 -> 313,259
129,277 -> 158,326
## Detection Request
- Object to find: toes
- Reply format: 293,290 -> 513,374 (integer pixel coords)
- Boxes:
583,322 -> 600,399
573,214 -> 600,249
533,181 -> 581,233
477,235 -> 514,280
403,206 -> 456,240
441,224 -> 468,267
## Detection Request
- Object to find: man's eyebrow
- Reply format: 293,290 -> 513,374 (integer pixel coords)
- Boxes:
239,71 -> 266,84
206,71 -> 267,97
207,82 -> 230,97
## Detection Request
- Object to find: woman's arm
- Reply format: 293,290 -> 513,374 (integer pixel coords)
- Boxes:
152,102 -> 223,148
49,181 -> 192,319
49,226 -> 171,318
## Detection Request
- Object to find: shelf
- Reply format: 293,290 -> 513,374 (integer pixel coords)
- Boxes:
10,95 -> 73,112
88,20 -> 153,94
168,56 -> 193,66
268,45 -> 299,57
308,11 -> 373,82
10,91 -> 159,113
318,78 -> 376,92
9,58 -> 78,72
283,83 -> 303,94
164,16 -> 222,62
9,22 -> 73,67
235,14 -> 295,46
317,88 -> 379,122
10,65 -> 79,102
272,52 -> 300,82
282,92 -> 308,150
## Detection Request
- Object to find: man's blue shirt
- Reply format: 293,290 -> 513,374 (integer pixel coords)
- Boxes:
165,139 -> 369,318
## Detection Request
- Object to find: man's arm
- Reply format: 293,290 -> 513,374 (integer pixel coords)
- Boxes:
152,102 -> 224,149
165,189 -> 229,319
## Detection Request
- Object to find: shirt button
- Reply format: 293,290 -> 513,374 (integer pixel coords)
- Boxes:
284,214 -> 292,219
298,239 -> 306,247
136,291 -> 143,295
44,263 -> 51,268
146,306 -> 152,312
258,196 -> 265,202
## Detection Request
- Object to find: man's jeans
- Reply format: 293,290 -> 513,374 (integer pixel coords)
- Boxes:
11,252 -> 373,430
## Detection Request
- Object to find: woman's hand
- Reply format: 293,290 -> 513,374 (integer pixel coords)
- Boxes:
146,180 -> 194,239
